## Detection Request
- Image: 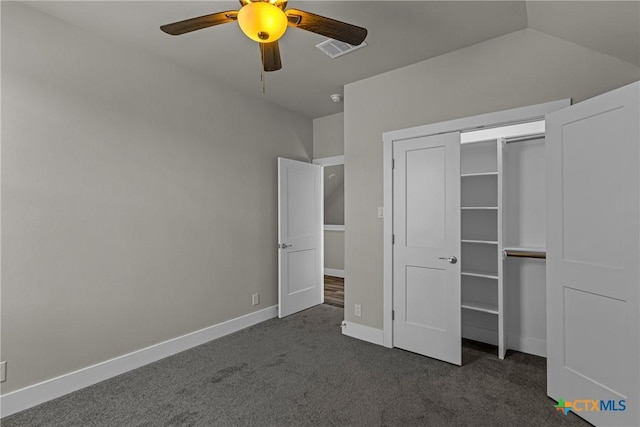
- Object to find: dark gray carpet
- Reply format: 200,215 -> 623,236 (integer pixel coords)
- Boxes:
3,304 -> 588,426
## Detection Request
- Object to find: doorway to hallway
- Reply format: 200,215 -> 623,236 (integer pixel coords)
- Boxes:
324,275 -> 344,308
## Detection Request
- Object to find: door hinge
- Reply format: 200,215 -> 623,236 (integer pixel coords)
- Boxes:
392,310 -> 395,320
392,158 -> 395,169
392,234 -> 395,244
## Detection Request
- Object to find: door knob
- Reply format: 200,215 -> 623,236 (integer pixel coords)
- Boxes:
280,243 -> 293,249
438,256 -> 457,264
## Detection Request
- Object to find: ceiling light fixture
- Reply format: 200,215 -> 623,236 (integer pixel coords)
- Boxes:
330,94 -> 343,103
237,2 -> 288,43
161,1 -> 368,74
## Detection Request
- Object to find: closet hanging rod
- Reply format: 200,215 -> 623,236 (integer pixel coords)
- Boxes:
503,249 -> 546,259
462,132 -> 546,145
504,133 -> 545,144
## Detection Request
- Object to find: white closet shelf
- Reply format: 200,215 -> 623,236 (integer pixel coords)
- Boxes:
461,301 -> 499,315
461,172 -> 498,178
461,270 -> 499,280
461,207 -> 498,210
462,239 -> 498,245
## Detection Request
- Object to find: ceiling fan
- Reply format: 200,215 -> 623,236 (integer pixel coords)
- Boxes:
160,0 -> 368,72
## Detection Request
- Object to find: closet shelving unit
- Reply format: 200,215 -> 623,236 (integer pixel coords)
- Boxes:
459,123 -> 548,360
460,138 -> 504,357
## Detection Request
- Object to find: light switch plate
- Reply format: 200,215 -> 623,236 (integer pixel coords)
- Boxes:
377,207 -> 384,218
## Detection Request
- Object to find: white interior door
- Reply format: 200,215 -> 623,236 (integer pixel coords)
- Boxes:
278,158 -> 323,318
546,82 -> 639,426
393,132 -> 461,365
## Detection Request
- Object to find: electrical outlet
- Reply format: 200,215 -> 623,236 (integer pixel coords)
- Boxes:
0,361 -> 6,383
252,293 -> 260,306
354,304 -> 362,317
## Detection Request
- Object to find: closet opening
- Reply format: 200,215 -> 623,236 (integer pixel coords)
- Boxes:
460,120 -> 546,359
381,99 -> 571,363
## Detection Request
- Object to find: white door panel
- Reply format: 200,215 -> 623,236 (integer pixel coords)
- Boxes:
278,158 -> 323,318
393,132 -> 461,365
405,266 -> 447,330
546,82 -> 639,426
406,146 -> 447,248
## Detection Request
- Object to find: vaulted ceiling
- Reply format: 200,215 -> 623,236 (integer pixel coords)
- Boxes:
24,1 -> 640,119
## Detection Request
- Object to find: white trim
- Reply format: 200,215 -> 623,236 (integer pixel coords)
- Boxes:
0,306 -> 278,418
324,225 -> 345,232
507,334 -> 547,358
462,324 -> 498,346
382,99 -> 569,143
324,268 -> 344,278
461,328 -> 546,358
497,138 -> 505,359
382,99 -> 571,354
461,120 -> 545,144
382,139 -> 393,348
341,321 -> 384,346
312,155 -> 344,167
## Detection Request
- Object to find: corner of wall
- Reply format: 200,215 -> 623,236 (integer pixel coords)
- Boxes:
313,112 -> 345,159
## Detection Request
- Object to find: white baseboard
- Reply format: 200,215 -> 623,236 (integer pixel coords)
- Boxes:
462,324 -> 498,346
0,305 -> 278,418
324,268 -> 344,278
462,325 -> 547,358
341,321 -> 384,346
507,334 -> 546,358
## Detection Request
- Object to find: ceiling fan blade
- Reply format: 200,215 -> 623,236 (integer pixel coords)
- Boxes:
286,9 -> 367,46
260,41 -> 282,72
160,11 -> 238,36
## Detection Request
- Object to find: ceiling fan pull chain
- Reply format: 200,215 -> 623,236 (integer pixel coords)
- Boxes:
261,47 -> 266,95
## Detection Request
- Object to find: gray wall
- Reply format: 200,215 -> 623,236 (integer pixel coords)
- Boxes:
324,185 -> 345,225
344,28 -> 640,329
313,113 -> 344,158
324,231 -> 345,272
1,3 -> 312,393
323,165 -> 344,225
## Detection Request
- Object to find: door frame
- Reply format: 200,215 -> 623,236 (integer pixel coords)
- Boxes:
313,155 -> 344,168
381,99 -> 570,349
312,154 -> 345,279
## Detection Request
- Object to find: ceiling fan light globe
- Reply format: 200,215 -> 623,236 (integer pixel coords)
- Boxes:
238,2 -> 288,43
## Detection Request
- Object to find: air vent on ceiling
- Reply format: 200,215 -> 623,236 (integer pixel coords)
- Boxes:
316,39 -> 367,59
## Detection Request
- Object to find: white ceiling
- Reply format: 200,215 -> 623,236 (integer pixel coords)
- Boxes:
24,1 -> 640,119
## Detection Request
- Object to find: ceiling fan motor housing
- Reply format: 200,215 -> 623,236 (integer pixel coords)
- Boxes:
237,2 -> 288,43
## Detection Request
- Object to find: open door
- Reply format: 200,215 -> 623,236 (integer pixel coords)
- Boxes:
546,82 -> 639,426
278,158 -> 323,318
392,132 -> 462,365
